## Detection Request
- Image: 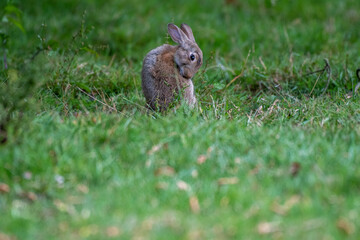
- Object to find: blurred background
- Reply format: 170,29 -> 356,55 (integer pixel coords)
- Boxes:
3,0 -> 360,62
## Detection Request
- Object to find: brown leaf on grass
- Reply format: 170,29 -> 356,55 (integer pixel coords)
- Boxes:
58,222 -> 69,232
77,184 -> 89,194
336,218 -> 355,235
53,199 -> 76,215
66,195 -> 83,205
189,196 -> 200,214
140,217 -> 156,232
106,226 -> 122,237
155,182 -> 169,190
163,142 -> 169,150
271,195 -> 300,215
220,197 -> 229,207
154,166 -> 175,177
145,159 -> 152,168
147,142 -> 168,155
257,222 -> 279,235
197,155 -> 207,164
191,169 -> 198,178
225,0 -> 236,5
217,177 -> 239,186
79,224 -> 99,238
196,147 -> 213,165
187,230 -> 203,240
0,183 -> 10,193
290,162 -> 301,177
249,165 -> 260,175
234,157 -> 242,164
244,205 -> 260,219
20,192 -> 37,202
0,232 -> 15,240
176,180 -> 190,191
147,144 -> 162,155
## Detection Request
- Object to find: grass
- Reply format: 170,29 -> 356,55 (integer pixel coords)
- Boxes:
1,0 -> 360,239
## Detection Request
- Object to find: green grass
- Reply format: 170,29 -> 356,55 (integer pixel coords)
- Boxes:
1,0 -> 360,239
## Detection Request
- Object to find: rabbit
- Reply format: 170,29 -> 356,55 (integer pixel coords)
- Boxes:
141,23 -> 203,111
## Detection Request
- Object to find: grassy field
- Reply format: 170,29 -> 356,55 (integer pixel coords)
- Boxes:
1,0 -> 360,239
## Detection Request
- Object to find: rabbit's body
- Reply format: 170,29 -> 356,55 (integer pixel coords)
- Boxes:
142,44 -> 196,111
141,23 -> 202,111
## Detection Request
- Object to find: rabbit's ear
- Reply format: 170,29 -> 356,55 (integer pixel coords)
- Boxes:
180,23 -> 196,42
168,23 -> 188,44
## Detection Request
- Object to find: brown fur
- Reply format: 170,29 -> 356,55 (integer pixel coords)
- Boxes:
144,45 -> 193,111
141,23 -> 202,111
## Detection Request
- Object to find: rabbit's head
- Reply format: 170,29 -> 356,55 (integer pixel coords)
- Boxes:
168,23 -> 203,79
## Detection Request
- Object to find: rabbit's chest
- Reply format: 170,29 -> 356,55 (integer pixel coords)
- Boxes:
153,59 -> 186,88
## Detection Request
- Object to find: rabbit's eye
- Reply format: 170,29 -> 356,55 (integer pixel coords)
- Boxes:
190,54 -> 195,61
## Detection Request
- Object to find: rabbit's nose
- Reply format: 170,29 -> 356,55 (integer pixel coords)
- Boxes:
181,67 -> 193,79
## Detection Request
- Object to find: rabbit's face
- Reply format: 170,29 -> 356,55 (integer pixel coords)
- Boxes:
168,23 -> 203,79
174,43 -> 203,79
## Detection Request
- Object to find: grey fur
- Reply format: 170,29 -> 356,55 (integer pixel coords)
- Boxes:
141,45 -> 167,107
141,23 -> 202,111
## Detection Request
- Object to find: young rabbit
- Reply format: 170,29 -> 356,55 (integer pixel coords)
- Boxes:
141,23 -> 203,111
